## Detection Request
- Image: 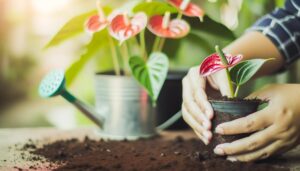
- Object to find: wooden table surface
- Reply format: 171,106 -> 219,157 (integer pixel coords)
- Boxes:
0,127 -> 300,171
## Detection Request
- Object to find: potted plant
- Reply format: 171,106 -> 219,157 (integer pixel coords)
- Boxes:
199,45 -> 271,153
43,0 -> 235,138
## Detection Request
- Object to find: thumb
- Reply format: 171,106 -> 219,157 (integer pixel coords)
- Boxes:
219,83 -> 231,97
210,70 -> 231,96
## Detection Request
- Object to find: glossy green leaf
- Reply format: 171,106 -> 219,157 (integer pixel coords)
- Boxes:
45,7 -> 111,49
230,59 -> 270,86
65,30 -> 109,87
133,1 -> 178,16
129,52 -> 169,104
184,15 -> 236,41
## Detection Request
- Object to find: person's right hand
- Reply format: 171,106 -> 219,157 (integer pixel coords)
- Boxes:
182,66 -> 231,145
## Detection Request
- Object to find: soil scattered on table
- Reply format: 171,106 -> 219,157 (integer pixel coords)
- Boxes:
16,135 -> 288,171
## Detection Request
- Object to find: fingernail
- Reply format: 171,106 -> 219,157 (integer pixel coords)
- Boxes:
203,139 -> 209,145
205,110 -> 213,119
227,157 -> 237,162
215,143 -> 228,149
215,126 -> 224,134
214,147 -> 225,155
203,131 -> 212,140
203,121 -> 210,130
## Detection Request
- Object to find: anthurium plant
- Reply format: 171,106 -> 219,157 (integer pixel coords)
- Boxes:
86,0 -> 204,104
199,45 -> 272,98
45,0 -> 206,105
44,0 -> 235,105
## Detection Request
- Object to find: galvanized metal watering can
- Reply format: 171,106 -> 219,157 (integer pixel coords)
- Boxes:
39,70 -> 181,140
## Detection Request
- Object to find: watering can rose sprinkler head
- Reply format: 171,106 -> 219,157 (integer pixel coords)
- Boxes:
38,70 -> 104,128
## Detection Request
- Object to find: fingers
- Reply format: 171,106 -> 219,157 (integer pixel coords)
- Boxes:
193,89 -> 214,119
227,140 -> 282,162
182,67 -> 214,144
182,78 -> 211,128
214,125 -> 276,156
187,67 -> 206,89
215,107 -> 272,135
188,77 -> 214,120
194,129 -> 209,145
187,68 -> 213,119
182,104 -> 211,144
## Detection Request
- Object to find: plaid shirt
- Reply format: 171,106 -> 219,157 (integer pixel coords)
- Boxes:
249,0 -> 300,67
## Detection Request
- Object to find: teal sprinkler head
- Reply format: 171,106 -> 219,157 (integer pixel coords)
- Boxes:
38,70 -> 104,128
39,70 -> 67,98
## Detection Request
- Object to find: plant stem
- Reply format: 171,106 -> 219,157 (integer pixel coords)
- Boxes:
108,36 -> 120,76
139,30 -> 147,60
152,37 -> 161,52
234,85 -> 240,98
158,38 -> 165,51
215,45 -> 234,98
122,42 -> 131,76
177,13 -> 183,19
215,45 -> 228,65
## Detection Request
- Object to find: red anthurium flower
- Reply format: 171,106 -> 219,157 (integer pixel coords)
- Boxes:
148,12 -> 190,38
85,0 -> 109,33
168,0 -> 204,20
199,53 -> 243,77
108,12 -> 147,43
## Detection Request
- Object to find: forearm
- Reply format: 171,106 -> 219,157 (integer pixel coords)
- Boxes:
224,31 -> 284,77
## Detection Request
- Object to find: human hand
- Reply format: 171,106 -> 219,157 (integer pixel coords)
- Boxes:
213,84 -> 300,162
182,66 -> 231,145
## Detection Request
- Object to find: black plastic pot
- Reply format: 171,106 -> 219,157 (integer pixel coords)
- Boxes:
156,70 -> 188,130
210,100 -> 261,116
208,99 -> 263,157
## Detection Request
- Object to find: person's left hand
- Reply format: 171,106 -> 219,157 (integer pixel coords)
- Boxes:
213,84 -> 300,162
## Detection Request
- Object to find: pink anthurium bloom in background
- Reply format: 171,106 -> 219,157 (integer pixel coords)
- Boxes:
168,0 -> 204,20
85,0 -> 109,33
199,53 -> 243,77
108,12 -> 148,44
148,12 -> 190,38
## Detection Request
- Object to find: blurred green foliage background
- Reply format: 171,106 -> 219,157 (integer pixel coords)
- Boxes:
0,0 -> 298,128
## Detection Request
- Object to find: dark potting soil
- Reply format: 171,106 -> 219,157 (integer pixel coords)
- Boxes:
17,135 -> 289,171
208,96 -> 266,103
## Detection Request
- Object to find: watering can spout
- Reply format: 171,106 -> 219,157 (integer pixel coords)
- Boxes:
38,70 -> 105,128
61,90 -> 105,128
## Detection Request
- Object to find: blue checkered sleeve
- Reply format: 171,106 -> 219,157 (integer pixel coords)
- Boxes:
249,0 -> 300,67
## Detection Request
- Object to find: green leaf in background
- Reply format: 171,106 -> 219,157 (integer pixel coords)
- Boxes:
230,59 -> 270,86
133,1 -> 178,16
185,15 -> 236,41
65,30 -> 109,87
45,7 -> 111,49
129,52 -> 169,104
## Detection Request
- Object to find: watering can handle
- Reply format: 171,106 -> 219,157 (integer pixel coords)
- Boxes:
156,110 -> 182,131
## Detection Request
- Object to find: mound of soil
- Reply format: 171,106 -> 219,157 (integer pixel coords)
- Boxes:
18,135 -> 288,171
